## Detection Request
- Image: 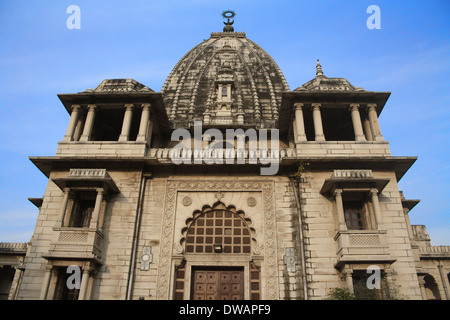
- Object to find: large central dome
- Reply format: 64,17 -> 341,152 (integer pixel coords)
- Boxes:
161,30 -> 290,129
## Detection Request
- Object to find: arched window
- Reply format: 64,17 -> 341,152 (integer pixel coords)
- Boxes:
185,204 -> 253,254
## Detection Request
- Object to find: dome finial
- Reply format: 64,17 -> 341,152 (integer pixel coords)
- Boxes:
222,10 -> 236,32
316,59 -> 324,76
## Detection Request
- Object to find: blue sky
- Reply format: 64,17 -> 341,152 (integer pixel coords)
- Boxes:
0,0 -> 448,244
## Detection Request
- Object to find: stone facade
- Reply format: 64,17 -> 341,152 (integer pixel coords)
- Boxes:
8,22 -> 449,300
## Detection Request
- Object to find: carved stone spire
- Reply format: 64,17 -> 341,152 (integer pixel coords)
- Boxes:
316,59 -> 324,76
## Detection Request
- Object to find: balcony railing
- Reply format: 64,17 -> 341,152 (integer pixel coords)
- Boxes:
46,227 -> 103,263
418,246 -> 450,259
334,230 -> 392,266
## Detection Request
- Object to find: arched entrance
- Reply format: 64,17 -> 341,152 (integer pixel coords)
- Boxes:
174,202 -> 261,300
424,274 -> 441,300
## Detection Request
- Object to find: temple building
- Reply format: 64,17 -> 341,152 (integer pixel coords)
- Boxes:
3,13 -> 449,300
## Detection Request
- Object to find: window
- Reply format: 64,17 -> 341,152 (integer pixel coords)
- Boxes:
222,86 -> 228,98
68,192 -> 95,228
344,201 -> 366,230
186,209 -> 251,254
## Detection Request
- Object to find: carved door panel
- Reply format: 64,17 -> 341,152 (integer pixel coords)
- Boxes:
192,268 -> 244,300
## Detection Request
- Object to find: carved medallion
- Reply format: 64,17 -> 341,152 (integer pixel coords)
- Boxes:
247,197 -> 257,207
182,196 -> 192,207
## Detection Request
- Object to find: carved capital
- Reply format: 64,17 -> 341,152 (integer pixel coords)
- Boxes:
71,104 -> 81,112
311,103 -> 321,111
333,188 -> 343,197
294,102 -> 304,111
367,103 -> 377,112
87,104 -> 97,112
141,103 -> 151,111
124,104 -> 134,111
349,103 -> 360,112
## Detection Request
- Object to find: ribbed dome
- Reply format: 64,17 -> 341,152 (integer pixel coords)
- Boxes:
161,31 -> 290,129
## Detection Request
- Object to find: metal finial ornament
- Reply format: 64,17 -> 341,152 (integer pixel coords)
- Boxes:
222,10 -> 236,32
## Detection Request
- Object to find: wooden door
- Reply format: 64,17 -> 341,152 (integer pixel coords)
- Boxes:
192,268 -> 244,300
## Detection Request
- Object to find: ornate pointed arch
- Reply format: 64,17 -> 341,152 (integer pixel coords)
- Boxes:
180,201 -> 257,255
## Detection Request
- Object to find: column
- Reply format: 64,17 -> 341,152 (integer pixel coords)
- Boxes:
73,110 -> 85,141
384,267 -> 395,294
344,268 -> 354,293
418,275 -> 428,300
438,264 -> 450,300
80,104 -> 97,141
294,103 -> 307,142
39,265 -> 53,300
137,103 -> 151,141
403,208 -> 416,245
119,104 -> 134,141
363,116 -> 374,141
90,188 -> 104,229
226,84 -> 232,101
311,103 -> 325,141
334,189 -> 347,231
349,103 -> 366,141
63,105 -> 81,141
217,84 -> 223,101
367,103 -> 384,141
370,189 -> 385,230
56,188 -> 71,227
78,268 -> 90,300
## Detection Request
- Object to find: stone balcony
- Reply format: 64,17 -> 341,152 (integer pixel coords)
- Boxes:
334,230 -> 393,267
44,227 -> 103,264
418,246 -> 450,259
295,141 -> 391,157
54,140 -> 390,160
56,140 -> 147,157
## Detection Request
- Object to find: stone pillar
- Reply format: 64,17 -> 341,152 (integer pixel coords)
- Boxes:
403,208 -> 416,245
90,188 -> 104,229
349,103 -> 366,141
418,274 -> 427,300
294,103 -> 307,142
370,189 -> 385,230
57,188 -> 71,227
73,110 -> 85,142
137,103 -> 151,142
80,104 -> 97,141
438,264 -> 450,300
311,103 -> 325,141
119,104 -> 134,141
367,104 -> 384,141
344,268 -> 354,293
226,84 -> 232,101
39,265 -> 53,300
63,105 -> 81,141
334,189 -> 347,231
363,116 -> 374,141
218,84 -> 223,101
78,268 -> 90,300
384,267 -> 395,294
